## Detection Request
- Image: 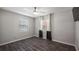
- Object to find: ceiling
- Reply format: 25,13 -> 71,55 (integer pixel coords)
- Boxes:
0,7 -> 73,18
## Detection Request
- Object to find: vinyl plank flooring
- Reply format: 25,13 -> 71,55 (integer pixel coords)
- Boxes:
0,37 -> 76,51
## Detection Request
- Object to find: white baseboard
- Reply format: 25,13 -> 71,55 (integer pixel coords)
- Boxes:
74,44 -> 79,51
34,36 -> 75,46
53,39 -> 75,47
1,35 -> 75,50
34,35 -> 38,37
75,46 -> 78,51
0,36 -> 33,46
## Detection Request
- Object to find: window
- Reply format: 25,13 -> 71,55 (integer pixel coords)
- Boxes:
19,17 -> 28,32
40,15 -> 50,31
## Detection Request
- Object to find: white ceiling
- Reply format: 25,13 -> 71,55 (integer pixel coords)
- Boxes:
1,7 -> 73,18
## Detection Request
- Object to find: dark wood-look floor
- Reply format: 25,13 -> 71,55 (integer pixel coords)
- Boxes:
0,37 -> 76,51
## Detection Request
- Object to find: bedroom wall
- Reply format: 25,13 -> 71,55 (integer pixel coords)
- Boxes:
52,10 -> 75,46
35,17 -> 40,37
0,9 -> 35,45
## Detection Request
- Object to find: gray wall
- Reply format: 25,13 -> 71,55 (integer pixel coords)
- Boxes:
35,9 -> 75,46
53,10 -> 75,46
75,21 -> 79,50
35,17 -> 40,37
0,9 -> 35,44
